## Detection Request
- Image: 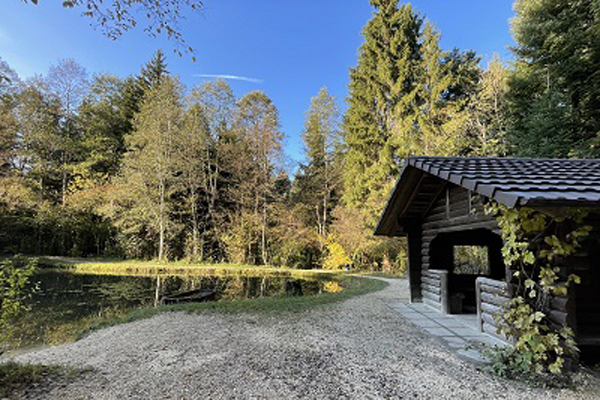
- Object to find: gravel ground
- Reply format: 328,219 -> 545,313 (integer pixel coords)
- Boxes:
6,278 -> 600,399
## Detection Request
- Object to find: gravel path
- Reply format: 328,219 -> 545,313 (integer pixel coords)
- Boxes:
7,278 -> 600,399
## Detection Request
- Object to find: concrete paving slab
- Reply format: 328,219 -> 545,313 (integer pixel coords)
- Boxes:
388,300 -> 510,366
412,319 -> 441,328
424,327 -> 455,336
449,327 -> 481,336
443,336 -> 467,349
430,318 -> 466,328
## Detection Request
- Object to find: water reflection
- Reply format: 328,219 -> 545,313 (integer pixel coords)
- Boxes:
9,270 -> 340,349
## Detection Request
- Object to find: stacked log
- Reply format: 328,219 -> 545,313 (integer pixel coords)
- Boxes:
422,269 -> 449,313
476,277 -> 511,340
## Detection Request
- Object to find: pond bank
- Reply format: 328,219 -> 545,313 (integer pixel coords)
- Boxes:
39,257 -> 343,278
6,278 -> 600,399
7,262 -> 381,352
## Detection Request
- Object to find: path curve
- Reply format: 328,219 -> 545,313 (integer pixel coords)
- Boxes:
9,278 -> 600,399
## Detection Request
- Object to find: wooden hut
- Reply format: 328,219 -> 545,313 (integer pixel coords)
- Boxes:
375,157 -> 600,354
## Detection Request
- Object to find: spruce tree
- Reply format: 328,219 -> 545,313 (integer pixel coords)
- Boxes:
508,0 -> 600,157
342,0 -> 422,216
139,50 -> 169,93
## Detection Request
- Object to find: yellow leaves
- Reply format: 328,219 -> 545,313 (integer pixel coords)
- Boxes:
567,274 -> 581,285
323,281 -> 343,293
552,285 -> 568,297
320,234 -> 352,271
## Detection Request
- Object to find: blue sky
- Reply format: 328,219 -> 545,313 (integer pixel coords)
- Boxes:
0,1 -> 515,172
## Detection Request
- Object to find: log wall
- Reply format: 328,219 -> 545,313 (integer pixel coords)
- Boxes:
422,269 -> 448,312
421,185 -> 501,275
475,277 -> 511,340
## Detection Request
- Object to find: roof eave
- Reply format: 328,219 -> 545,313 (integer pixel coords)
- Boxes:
374,164 -> 423,236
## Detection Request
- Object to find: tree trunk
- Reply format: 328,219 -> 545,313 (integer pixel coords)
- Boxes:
261,198 -> 267,265
158,178 -> 166,262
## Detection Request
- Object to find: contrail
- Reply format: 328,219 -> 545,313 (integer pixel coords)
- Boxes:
194,74 -> 263,83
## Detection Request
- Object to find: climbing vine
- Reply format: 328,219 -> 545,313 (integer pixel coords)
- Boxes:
484,202 -> 592,379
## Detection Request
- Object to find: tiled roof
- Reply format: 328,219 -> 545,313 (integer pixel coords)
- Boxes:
408,157 -> 600,207
374,157 -> 600,236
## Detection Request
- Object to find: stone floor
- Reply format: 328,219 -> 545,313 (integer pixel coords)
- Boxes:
388,302 -> 509,364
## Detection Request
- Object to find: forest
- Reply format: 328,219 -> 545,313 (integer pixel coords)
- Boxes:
1,0 -> 599,272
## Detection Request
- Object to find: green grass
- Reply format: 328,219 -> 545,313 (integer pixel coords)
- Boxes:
76,275 -> 388,340
0,361 -> 87,398
38,256 -> 342,279
352,271 -> 406,279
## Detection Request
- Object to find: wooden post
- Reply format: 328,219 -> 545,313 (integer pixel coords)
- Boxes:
440,270 -> 449,314
406,223 -> 422,303
475,277 -> 483,332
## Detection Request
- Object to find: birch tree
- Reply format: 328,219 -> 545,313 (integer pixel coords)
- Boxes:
118,76 -> 183,261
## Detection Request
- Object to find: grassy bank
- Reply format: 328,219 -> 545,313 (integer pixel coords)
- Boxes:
76,275 -> 388,339
38,256 -> 342,279
15,258 -> 389,347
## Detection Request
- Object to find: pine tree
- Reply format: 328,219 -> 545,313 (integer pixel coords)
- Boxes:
508,0 -> 600,157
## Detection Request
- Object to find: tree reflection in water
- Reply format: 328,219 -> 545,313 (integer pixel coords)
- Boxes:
7,270 -> 341,349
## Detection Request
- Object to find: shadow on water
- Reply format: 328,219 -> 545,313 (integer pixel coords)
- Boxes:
9,270 -> 342,349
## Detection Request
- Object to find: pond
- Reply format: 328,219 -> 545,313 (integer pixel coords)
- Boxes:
9,269 -> 343,349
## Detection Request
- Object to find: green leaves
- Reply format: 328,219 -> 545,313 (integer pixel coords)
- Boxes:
488,200 -> 591,378
0,256 -> 38,347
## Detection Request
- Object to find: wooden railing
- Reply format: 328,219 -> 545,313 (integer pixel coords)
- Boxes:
422,269 -> 449,313
475,277 -> 511,340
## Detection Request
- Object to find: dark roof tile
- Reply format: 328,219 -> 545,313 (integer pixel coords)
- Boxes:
407,157 -> 600,207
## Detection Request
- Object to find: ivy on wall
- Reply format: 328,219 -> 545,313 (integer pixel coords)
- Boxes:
484,202 -> 593,377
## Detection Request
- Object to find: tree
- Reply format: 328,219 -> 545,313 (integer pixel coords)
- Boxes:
463,54 -> 508,156
410,26 -> 481,157
116,76 -> 184,261
294,87 -> 342,237
227,91 -> 283,264
0,256 -> 37,349
184,80 -> 237,261
508,0 -> 600,157
139,50 -> 169,93
45,59 -> 89,205
76,74 -> 129,183
0,59 -> 20,175
175,102 -> 210,261
15,80 -> 63,201
22,0 -> 203,57
342,1 -> 422,221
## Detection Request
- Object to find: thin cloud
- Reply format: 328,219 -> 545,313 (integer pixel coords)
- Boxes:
194,73 -> 263,84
